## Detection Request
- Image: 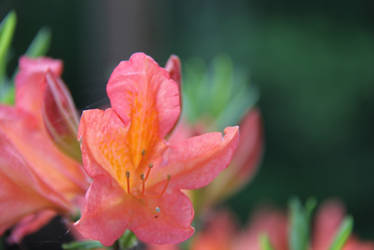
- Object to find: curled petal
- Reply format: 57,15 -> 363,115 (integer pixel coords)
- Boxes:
203,109 -> 263,207
150,126 -> 239,190
42,71 -> 80,161
15,57 -> 62,118
8,210 -> 56,244
107,52 -> 180,143
165,55 -> 182,90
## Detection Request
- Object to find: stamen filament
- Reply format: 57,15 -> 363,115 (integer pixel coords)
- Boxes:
126,171 -> 131,194
159,175 -> 171,197
144,163 -> 153,182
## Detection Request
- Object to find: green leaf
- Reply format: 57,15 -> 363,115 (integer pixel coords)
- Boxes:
0,11 -> 16,84
62,240 -> 105,250
328,216 -> 353,250
289,198 -> 317,250
260,234 -> 275,250
118,230 -> 137,250
1,85 -> 14,104
25,27 -> 51,58
209,55 -> 234,117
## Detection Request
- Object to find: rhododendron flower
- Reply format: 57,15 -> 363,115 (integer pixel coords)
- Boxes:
76,53 -> 239,246
0,57 -> 87,242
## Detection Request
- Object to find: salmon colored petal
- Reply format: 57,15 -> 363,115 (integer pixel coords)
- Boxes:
78,108 -> 131,184
107,53 -> 180,151
42,70 -> 81,161
312,200 -> 345,250
8,210 -> 56,243
15,57 -> 63,118
0,106 -> 87,200
231,108 -> 263,182
150,126 -> 239,190
75,176 -> 130,246
165,55 -> 182,88
191,211 -> 236,250
0,131 -> 70,236
204,109 -> 263,208
76,173 -> 194,246
235,209 -> 288,250
129,189 -> 194,245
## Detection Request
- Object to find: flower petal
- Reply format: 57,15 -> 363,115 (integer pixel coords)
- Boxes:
312,200 -> 345,250
130,190 -> 194,245
165,55 -> 182,90
42,70 -> 80,161
235,209 -> 288,250
8,210 -> 56,243
75,175 -> 130,246
15,57 -> 63,118
0,130 -> 69,235
0,105 -> 87,199
150,126 -> 239,190
107,53 -> 180,159
79,108 -> 132,186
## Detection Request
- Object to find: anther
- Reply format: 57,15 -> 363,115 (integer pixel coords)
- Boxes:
126,171 -> 131,194
140,173 -> 145,194
144,163 -> 153,182
155,206 -> 161,213
141,149 -> 146,156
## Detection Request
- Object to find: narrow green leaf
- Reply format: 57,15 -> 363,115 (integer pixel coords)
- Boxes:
25,27 -> 51,58
289,198 -> 316,250
260,234 -> 275,250
62,240 -> 104,250
329,216 -> 353,250
0,11 -> 17,84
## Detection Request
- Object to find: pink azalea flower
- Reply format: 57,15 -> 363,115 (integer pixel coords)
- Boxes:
75,53 -> 239,246
0,57 -> 88,242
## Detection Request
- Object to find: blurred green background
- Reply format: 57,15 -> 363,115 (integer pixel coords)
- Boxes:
1,0 -> 374,241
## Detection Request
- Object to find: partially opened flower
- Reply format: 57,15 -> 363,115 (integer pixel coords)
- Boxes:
75,53 -> 239,246
0,57 -> 87,242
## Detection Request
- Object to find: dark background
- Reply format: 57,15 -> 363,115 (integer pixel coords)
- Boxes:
1,0 -> 374,248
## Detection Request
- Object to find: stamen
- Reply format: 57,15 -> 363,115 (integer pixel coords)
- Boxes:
141,149 -> 146,156
159,175 -> 171,197
126,171 -> 131,194
155,206 -> 161,213
140,173 -> 145,194
144,163 -> 153,182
